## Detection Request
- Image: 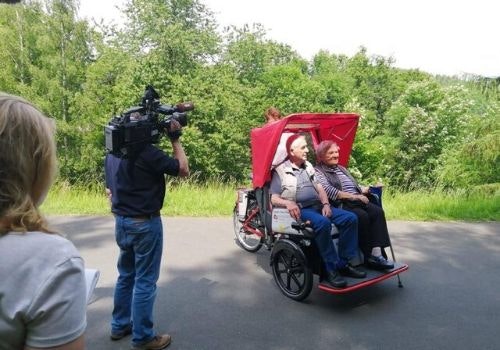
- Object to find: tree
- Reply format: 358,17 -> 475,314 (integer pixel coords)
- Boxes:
310,51 -> 353,111
346,48 -> 400,128
1,0 -> 100,183
121,0 -> 220,86
221,24 -> 301,85
1,0 -> 497,189
0,2 -> 43,93
383,80 -> 479,189
436,103 -> 499,188
258,63 -> 326,113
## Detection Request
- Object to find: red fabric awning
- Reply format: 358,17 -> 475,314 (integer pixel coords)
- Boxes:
250,113 -> 359,188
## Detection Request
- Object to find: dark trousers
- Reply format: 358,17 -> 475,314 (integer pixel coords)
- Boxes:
342,201 -> 391,257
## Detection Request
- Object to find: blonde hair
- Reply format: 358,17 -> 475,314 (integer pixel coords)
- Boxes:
0,93 -> 57,234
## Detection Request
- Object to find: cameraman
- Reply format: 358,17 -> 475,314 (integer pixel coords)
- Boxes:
104,119 -> 188,350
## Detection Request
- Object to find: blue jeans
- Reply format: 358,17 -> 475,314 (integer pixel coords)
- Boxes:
300,207 -> 358,272
111,215 -> 163,346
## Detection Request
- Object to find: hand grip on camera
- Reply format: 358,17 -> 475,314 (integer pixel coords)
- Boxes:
167,120 -> 183,141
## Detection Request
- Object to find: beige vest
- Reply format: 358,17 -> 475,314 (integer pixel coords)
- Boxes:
275,160 -> 316,201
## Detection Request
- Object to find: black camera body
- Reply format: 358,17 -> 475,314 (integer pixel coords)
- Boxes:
105,85 -> 193,156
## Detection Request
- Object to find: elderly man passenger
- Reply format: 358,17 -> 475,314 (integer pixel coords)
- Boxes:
314,140 -> 394,270
270,134 -> 366,289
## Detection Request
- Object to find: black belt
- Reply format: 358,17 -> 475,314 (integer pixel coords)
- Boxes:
125,212 -> 161,219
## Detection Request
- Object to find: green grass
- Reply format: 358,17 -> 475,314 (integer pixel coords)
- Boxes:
162,180 -> 236,216
384,189 -> 500,221
40,181 -> 237,217
41,182 -> 109,215
41,182 -> 499,221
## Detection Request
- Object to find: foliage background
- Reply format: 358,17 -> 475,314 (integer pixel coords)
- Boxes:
1,0 -> 498,195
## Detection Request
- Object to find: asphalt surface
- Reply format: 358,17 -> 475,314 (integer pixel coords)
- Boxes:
49,216 -> 500,350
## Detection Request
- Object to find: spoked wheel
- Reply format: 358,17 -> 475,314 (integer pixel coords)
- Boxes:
233,207 -> 263,252
271,239 -> 313,301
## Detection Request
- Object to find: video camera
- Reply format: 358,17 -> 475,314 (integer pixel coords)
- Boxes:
105,85 -> 194,156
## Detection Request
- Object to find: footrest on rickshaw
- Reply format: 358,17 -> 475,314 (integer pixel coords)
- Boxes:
318,262 -> 409,294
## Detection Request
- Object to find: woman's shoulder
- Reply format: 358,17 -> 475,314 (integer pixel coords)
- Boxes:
2,231 -> 81,261
314,163 -> 328,173
1,231 -> 83,297
0,231 -> 84,304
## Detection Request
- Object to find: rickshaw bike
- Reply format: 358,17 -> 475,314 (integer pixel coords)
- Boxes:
233,113 -> 408,301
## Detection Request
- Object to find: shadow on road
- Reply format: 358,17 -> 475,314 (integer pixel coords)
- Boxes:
49,216 -> 500,350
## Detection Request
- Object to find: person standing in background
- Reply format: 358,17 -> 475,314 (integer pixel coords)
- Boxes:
264,106 -> 282,124
263,107 -> 293,168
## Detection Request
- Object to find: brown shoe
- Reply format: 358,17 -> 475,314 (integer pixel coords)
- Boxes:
131,334 -> 171,350
110,324 -> 132,341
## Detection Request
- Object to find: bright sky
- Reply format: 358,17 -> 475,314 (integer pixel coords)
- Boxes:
79,0 -> 499,77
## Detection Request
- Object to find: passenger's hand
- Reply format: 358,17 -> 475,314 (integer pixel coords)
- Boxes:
357,194 -> 369,204
322,204 -> 331,218
285,201 -> 301,221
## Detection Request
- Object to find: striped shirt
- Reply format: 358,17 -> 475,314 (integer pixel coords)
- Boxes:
315,166 -> 360,200
334,167 -> 359,194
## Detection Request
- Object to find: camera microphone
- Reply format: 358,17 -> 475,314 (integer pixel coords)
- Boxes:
175,102 -> 194,112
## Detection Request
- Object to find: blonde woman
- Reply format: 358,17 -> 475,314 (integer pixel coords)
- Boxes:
0,93 -> 87,350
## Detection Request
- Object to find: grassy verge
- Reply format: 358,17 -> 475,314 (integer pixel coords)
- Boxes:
41,182 -> 499,221
383,190 -> 499,221
40,181 -> 237,217
41,182 -> 108,215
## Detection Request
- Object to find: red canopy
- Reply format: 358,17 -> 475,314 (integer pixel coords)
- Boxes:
250,113 -> 360,188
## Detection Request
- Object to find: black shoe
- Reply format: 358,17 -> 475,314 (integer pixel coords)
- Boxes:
339,264 -> 367,278
365,255 -> 394,270
110,324 -> 132,341
322,271 -> 347,288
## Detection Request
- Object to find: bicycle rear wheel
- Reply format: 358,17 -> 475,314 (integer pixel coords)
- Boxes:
233,206 -> 263,252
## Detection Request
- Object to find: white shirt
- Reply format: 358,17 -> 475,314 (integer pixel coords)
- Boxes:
0,231 -> 87,349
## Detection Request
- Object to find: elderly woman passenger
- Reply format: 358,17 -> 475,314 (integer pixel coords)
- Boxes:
314,140 -> 394,270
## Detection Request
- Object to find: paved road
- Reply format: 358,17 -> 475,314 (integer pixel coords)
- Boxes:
49,216 -> 500,350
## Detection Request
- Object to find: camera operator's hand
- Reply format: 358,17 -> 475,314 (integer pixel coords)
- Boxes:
167,120 -> 183,141
168,120 -> 190,177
